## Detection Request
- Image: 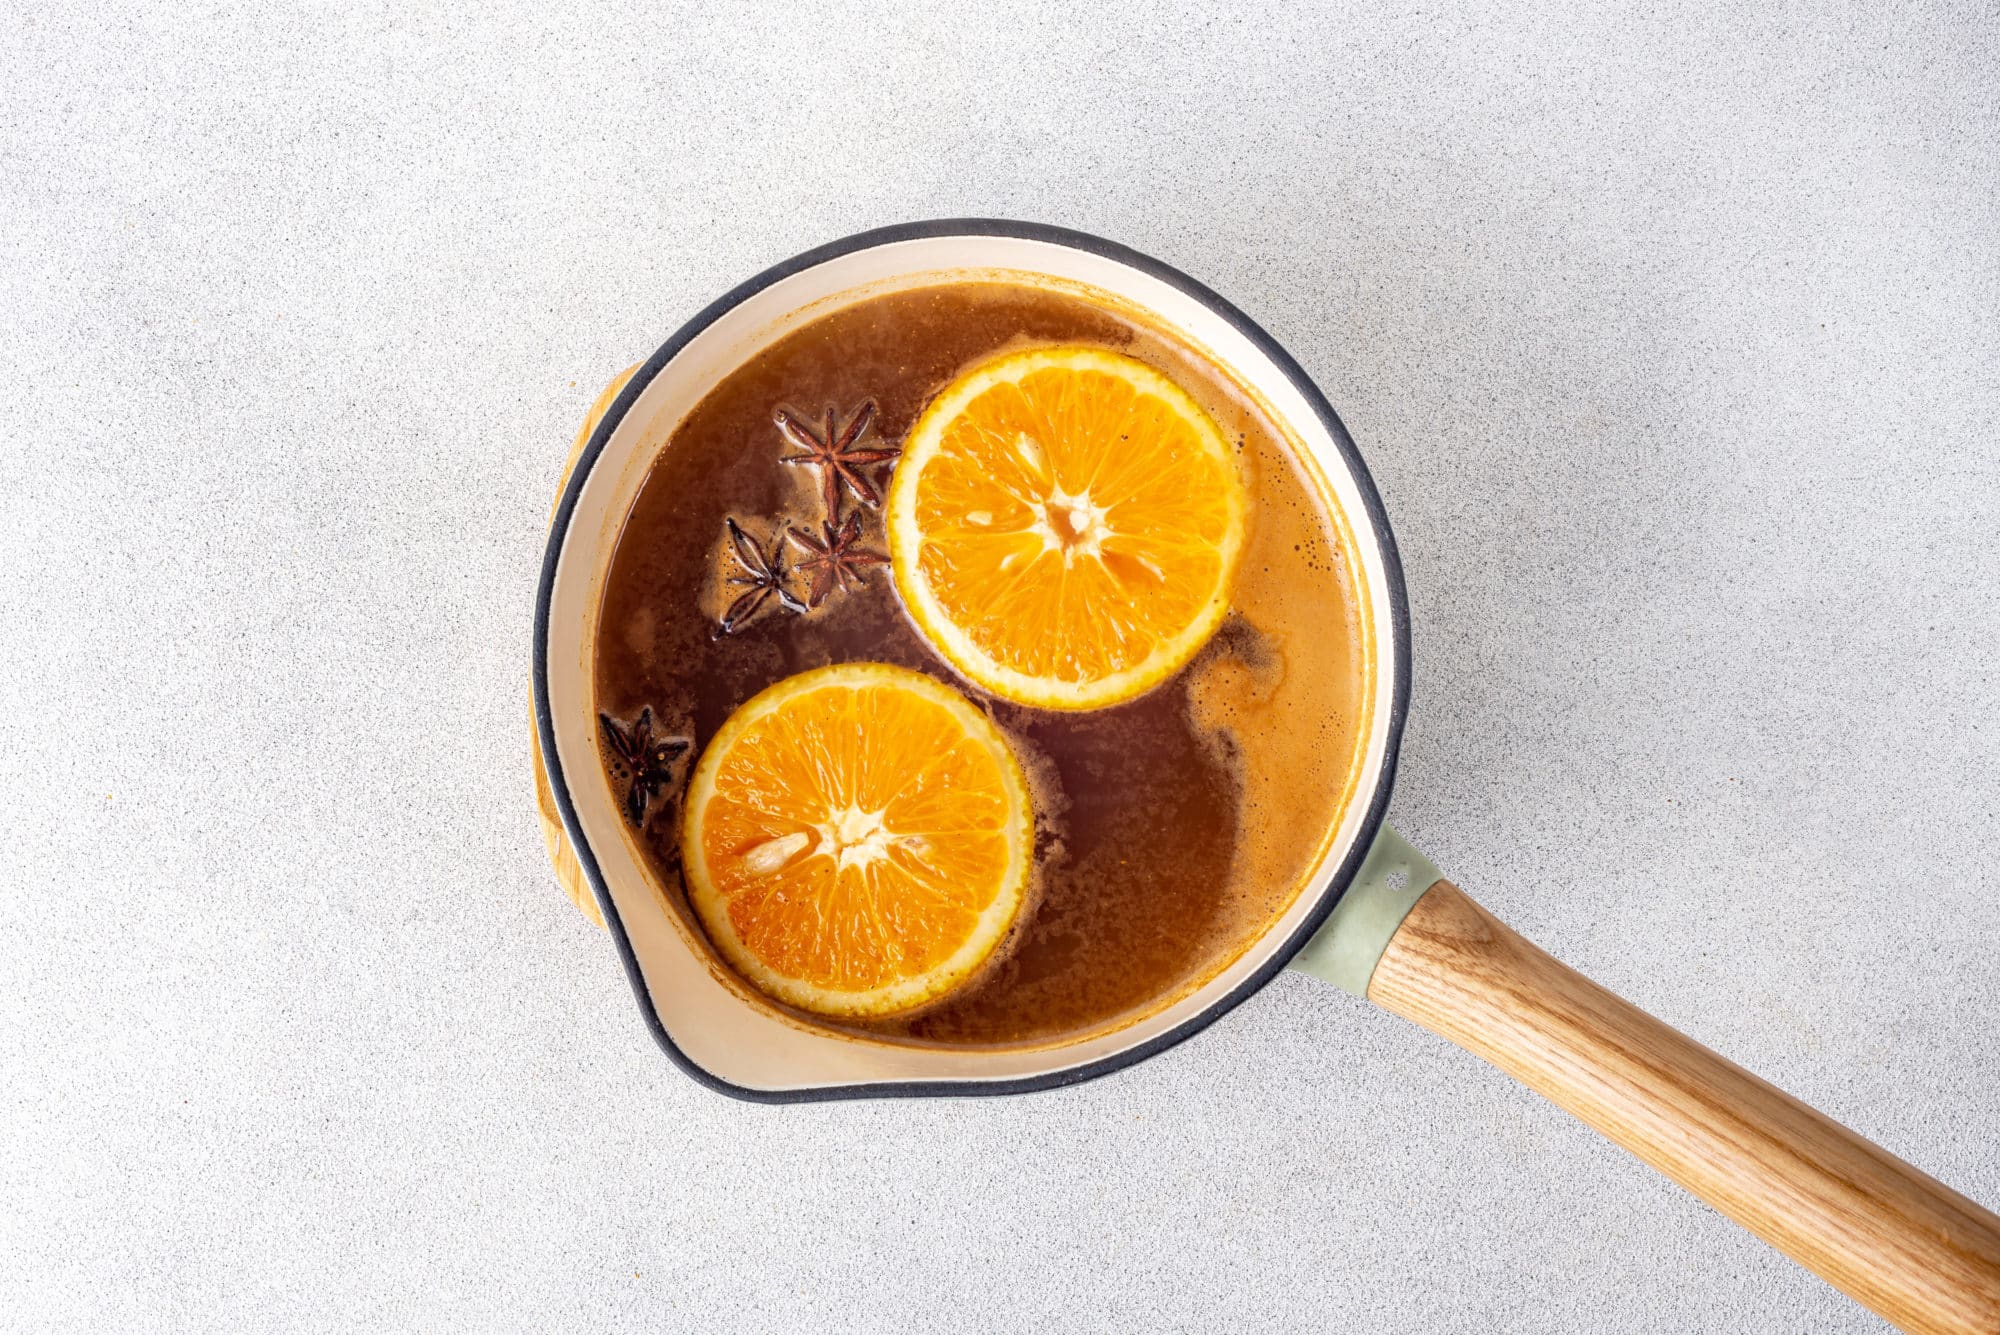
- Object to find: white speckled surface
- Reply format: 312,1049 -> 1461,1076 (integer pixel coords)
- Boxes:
3,2 -> 1996,1330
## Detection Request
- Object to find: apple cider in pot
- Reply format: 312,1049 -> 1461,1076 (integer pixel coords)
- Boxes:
593,279 -> 1370,1047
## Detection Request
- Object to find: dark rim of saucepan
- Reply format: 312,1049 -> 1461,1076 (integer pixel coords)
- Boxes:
533,219 -> 1412,1103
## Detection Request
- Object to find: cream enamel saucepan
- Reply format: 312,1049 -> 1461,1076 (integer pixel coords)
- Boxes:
533,221 -> 2000,1332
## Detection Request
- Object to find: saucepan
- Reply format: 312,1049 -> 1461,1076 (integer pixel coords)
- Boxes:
532,220 -> 2000,1331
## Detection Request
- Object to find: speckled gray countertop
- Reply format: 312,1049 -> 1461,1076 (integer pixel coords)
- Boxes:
3,3 -> 1996,1331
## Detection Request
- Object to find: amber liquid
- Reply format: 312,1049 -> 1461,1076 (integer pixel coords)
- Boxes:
595,280 -> 1368,1047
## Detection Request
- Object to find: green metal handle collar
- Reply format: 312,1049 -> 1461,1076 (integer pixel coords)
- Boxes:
1288,825 -> 1443,998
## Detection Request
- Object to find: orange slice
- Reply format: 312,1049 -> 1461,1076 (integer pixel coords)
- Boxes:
680,663 -> 1033,1017
886,346 -> 1249,710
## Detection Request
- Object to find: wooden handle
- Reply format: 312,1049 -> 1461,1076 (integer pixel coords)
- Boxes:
1370,880 -> 2000,1334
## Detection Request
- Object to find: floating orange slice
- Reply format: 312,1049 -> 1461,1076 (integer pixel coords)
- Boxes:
680,663 -> 1033,1017
886,346 -> 1249,710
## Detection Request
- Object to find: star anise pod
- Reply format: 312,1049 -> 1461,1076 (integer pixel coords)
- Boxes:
787,510 -> 889,608
719,517 -> 806,634
598,706 -> 689,828
775,400 -> 900,517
